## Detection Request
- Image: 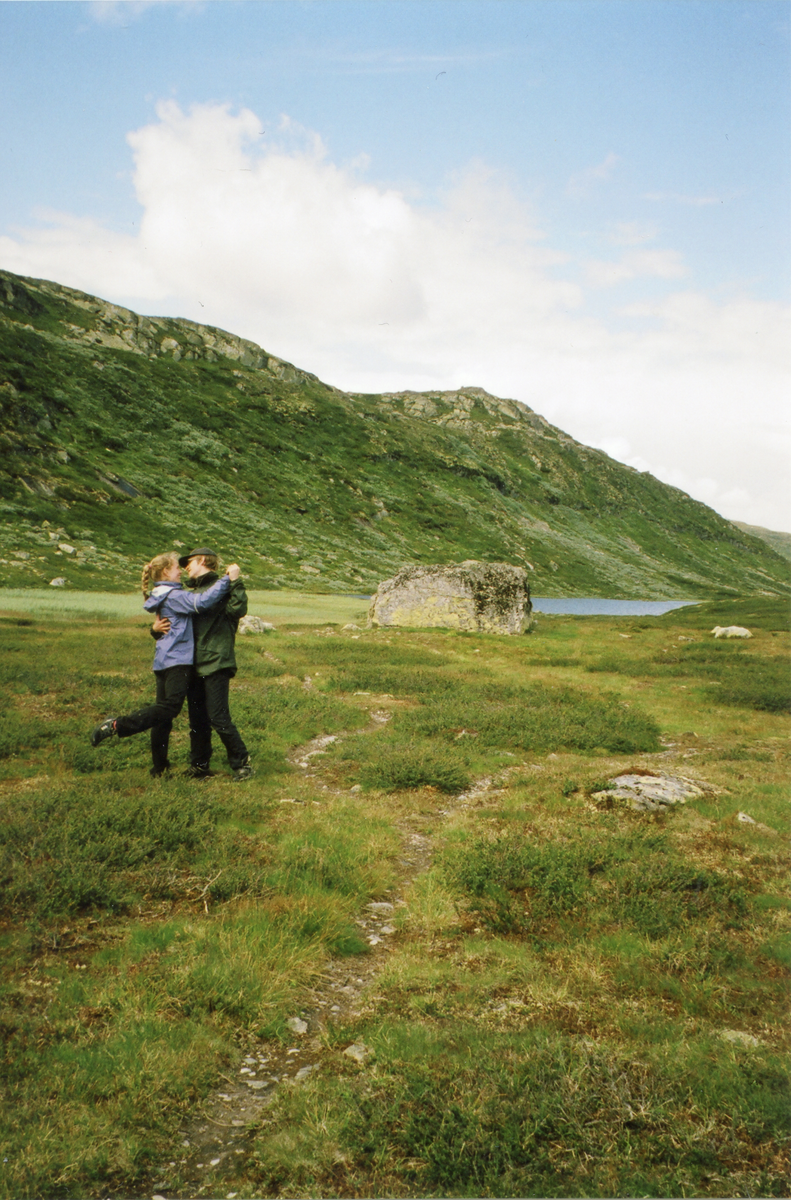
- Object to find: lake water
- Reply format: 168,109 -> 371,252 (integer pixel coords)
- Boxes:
350,594 -> 699,617
531,597 -> 698,617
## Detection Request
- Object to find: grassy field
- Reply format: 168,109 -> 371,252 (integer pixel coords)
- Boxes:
0,588 -> 371,624
0,595 -> 788,1198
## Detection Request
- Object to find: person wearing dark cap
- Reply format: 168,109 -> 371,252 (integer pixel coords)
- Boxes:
153,547 -> 252,781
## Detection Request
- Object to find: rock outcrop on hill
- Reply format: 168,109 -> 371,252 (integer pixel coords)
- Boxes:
369,562 -> 532,634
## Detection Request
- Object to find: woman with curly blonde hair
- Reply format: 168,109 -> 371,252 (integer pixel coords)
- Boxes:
90,551 -> 239,777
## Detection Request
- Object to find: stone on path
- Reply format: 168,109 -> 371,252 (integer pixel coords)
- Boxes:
287,1016 -> 308,1035
368,561 -> 532,634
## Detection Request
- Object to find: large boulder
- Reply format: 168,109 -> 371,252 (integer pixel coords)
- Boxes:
368,561 -> 532,634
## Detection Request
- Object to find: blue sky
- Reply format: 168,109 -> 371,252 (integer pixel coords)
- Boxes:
1,0 -> 789,530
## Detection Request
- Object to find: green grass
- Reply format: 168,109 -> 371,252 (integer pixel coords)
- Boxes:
587,638 -> 790,714
659,596 -> 790,631
442,826 -> 749,939
0,587 -> 370,624
249,1025 -> 789,1198
0,599 -> 788,1198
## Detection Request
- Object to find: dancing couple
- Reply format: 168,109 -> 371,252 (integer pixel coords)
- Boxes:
90,547 -> 253,781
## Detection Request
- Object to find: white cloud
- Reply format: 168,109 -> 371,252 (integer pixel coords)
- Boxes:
1,101 -> 788,530
584,247 -> 687,288
87,0 -> 201,24
591,438 -> 785,529
608,221 -> 659,246
567,152 -> 620,197
643,191 -> 723,207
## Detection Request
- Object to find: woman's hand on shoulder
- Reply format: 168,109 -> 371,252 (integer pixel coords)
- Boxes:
226,563 -> 241,581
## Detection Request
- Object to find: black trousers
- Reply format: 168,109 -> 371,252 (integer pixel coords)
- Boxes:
187,668 -> 249,771
114,664 -> 193,774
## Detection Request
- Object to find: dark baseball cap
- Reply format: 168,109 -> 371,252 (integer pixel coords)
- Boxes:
177,546 -> 218,567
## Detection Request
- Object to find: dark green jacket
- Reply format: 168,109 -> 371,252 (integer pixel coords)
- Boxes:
186,572 -> 248,677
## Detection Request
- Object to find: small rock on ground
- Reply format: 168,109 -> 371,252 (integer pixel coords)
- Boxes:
721,1029 -> 762,1048
238,615 -> 276,634
343,1043 -> 371,1063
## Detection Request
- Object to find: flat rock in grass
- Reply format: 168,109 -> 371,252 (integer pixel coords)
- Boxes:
721,1029 -> 762,1048
287,1016 -> 308,1035
593,772 -> 710,813
343,1042 -> 372,1063
734,811 -> 777,835
238,615 -> 275,634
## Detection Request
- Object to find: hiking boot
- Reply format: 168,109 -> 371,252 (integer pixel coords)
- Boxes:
184,764 -> 214,780
232,760 -> 254,782
91,717 -> 118,747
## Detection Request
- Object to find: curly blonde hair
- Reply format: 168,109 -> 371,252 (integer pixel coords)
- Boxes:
141,552 -> 179,597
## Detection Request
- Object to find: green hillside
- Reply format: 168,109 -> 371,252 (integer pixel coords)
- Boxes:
1,268 -> 788,597
733,521 -> 791,564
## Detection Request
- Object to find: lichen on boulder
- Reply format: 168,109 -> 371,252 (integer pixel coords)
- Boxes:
368,561 -> 532,634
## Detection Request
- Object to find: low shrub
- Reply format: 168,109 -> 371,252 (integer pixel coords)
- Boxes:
711,666 -> 790,714
361,742 -> 471,793
0,709 -> 45,759
0,782 -> 219,917
609,859 -> 749,940
443,834 -> 597,932
443,830 -> 751,938
398,684 -> 661,754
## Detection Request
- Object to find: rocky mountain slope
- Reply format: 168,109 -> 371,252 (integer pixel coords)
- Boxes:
1,268 -> 788,597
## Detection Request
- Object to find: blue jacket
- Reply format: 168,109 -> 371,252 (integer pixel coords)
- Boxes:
143,575 -> 231,671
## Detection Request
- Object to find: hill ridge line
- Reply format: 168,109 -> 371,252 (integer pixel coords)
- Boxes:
1,267 -> 788,598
